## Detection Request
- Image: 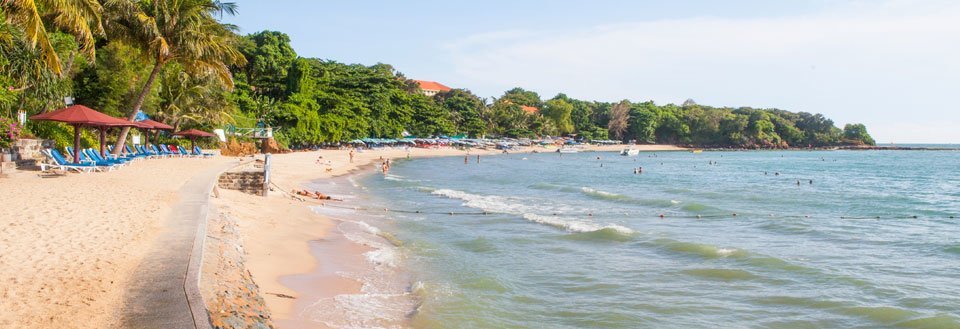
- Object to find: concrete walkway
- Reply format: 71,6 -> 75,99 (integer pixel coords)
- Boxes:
121,161 -> 234,329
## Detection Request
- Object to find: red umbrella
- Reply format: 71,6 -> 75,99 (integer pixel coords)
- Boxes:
29,105 -> 137,163
173,129 -> 216,151
137,119 -> 174,146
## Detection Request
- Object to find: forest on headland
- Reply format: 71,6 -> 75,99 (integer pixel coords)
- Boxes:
0,1 -> 875,150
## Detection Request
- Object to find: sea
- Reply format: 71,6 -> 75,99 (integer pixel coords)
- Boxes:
308,148 -> 960,328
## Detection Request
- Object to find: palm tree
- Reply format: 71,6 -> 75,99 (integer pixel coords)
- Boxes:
1,0 -> 103,75
105,0 -> 246,154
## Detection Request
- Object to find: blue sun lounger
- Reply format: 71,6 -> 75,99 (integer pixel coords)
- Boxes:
41,149 -> 98,173
151,144 -> 174,158
193,146 -> 214,157
84,148 -> 128,166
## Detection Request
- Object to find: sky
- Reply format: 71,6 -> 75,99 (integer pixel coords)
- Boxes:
223,0 -> 960,143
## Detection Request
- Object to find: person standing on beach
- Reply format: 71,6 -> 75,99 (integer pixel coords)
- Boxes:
349,150 -> 354,163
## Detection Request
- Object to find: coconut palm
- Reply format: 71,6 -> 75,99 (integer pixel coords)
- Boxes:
104,0 -> 246,154
1,0 -> 103,75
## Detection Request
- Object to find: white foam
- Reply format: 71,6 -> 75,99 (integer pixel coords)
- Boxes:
580,187 -> 620,197
383,174 -> 405,182
716,248 -> 739,256
522,214 -> 634,234
430,188 -> 634,234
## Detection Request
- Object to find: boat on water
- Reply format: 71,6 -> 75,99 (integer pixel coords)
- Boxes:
691,149 -> 703,154
620,148 -> 640,156
557,147 -> 579,153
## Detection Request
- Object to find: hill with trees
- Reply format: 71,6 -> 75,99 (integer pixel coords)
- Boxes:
0,2 -> 874,150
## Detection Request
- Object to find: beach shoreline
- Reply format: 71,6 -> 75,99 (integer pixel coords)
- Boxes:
214,143 -> 684,328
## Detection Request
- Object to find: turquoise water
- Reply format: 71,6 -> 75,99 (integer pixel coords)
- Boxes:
346,150 -> 960,328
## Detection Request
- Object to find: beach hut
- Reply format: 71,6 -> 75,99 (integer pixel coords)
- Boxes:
29,105 -> 139,163
173,129 -> 216,151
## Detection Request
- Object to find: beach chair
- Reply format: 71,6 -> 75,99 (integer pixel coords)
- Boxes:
158,144 -> 179,157
150,145 -> 173,158
193,146 -> 215,158
121,145 -> 149,159
171,145 -> 189,157
108,145 -> 141,161
127,145 -> 153,159
84,148 -> 127,165
40,149 -> 97,173
80,149 -> 123,169
177,145 -> 198,158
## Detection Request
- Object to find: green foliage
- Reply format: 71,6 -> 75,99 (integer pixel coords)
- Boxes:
842,123 -> 875,146
26,121 -> 98,150
74,42 -> 157,117
237,31 -> 298,98
541,98 -> 575,135
435,89 -> 486,137
501,87 -> 542,107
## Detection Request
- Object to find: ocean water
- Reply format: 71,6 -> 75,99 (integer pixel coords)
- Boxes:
318,149 -> 960,328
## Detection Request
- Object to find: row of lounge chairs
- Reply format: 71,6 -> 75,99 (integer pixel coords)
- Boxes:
40,144 -> 214,173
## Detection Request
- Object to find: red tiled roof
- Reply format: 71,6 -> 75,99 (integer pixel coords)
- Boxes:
412,80 -> 452,92
521,105 -> 539,114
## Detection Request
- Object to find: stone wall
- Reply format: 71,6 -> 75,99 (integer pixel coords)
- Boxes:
217,171 -> 265,196
201,209 -> 275,329
3,139 -> 54,171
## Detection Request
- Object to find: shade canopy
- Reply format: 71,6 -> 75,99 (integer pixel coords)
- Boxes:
29,105 -> 132,127
29,105 -> 141,163
140,119 -> 174,130
174,129 -> 215,138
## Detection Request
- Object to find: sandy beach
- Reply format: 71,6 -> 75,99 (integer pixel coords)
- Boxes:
0,143 -> 682,328
0,156 -> 233,328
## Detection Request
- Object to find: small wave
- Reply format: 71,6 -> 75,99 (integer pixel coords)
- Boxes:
338,220 -> 402,268
655,238 -> 749,259
563,227 -> 637,242
454,237 -> 498,253
429,188 -> 634,237
681,268 -> 759,281
580,187 -> 633,202
943,245 -> 960,255
384,174 -> 405,181
838,306 -> 917,324
523,214 -> 634,235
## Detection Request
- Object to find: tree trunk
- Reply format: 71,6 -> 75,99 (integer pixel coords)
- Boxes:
112,61 -> 163,155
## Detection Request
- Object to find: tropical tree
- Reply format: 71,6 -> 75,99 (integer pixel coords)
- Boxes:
607,100 -> 630,140
106,0 -> 246,154
1,0 -> 103,75
541,98 -> 574,135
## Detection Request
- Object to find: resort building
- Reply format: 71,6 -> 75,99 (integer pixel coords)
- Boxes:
412,80 -> 452,96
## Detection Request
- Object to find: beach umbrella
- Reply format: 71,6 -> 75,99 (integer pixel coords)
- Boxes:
29,105 -> 137,163
137,119 -> 174,146
173,129 -> 216,151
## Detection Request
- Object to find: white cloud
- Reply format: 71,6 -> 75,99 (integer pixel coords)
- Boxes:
441,1 -> 960,143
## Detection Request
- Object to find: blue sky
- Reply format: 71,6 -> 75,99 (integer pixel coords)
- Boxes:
224,0 -> 960,143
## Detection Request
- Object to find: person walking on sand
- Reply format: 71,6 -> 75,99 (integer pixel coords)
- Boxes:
349,149 -> 354,163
